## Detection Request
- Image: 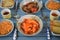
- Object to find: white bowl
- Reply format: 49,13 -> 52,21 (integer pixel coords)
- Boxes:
0,0 -> 15,8
50,10 -> 60,20
1,8 -> 11,19
20,0 -> 43,14
0,19 -> 14,36
51,21 -> 60,36
17,15 -> 43,36
45,1 -> 60,10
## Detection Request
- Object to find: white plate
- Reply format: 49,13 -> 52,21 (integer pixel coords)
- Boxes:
0,19 -> 14,36
17,15 -> 43,36
45,1 -> 60,10
0,0 -> 15,8
20,0 -> 43,14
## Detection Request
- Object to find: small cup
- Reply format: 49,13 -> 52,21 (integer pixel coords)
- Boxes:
50,10 -> 60,20
1,9 -> 11,19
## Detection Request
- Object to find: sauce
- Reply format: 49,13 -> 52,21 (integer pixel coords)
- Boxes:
51,13 -> 58,17
3,12 -> 9,15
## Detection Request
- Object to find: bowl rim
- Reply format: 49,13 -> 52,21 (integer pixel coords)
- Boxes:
20,1 -> 43,14
0,19 -> 14,36
17,15 -> 43,36
0,0 -> 15,9
51,32 -> 60,36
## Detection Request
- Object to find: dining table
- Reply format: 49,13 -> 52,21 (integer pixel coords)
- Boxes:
0,0 -> 60,40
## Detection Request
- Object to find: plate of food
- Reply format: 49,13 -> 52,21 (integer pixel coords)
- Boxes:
45,0 -> 60,10
0,0 -> 15,8
17,15 -> 43,36
50,20 -> 60,36
0,19 -> 14,36
20,0 -> 42,14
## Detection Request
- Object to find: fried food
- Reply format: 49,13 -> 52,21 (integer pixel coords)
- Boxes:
22,2 -> 39,13
20,19 -> 40,34
47,1 -> 60,10
2,0 -> 14,8
0,20 -> 12,35
50,20 -> 60,34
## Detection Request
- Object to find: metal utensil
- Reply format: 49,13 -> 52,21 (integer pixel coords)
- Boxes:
44,16 -> 50,40
41,9 -> 50,40
13,0 -> 19,40
13,26 -> 18,40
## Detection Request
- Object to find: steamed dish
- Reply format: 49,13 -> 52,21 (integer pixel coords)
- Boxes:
22,2 -> 39,13
19,19 -> 40,34
1,0 -> 14,8
0,20 -> 13,35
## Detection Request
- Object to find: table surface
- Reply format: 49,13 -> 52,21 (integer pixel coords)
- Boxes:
0,0 -> 60,40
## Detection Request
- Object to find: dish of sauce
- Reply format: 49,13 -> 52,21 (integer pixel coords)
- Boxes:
3,12 -> 9,15
51,13 -> 58,17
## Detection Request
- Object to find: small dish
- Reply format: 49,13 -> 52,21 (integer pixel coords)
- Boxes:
17,15 -> 43,36
1,8 -> 11,19
50,10 -> 60,20
0,0 -> 15,8
0,19 -> 14,36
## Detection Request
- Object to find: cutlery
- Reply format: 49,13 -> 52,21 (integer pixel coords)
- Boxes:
44,16 -> 50,40
13,26 -> 18,40
41,8 -> 50,40
13,0 -> 19,40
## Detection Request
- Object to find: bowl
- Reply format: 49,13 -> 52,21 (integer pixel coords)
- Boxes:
50,20 -> 60,36
50,10 -> 60,20
20,0 -> 43,14
1,8 -> 11,19
17,15 -> 43,36
0,0 -> 15,8
45,1 -> 60,10
0,19 -> 14,36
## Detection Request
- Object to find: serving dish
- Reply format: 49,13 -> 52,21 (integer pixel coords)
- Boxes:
50,20 -> 60,36
20,0 -> 43,14
0,19 -> 14,36
45,0 -> 60,10
0,0 -> 15,8
17,15 -> 43,36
